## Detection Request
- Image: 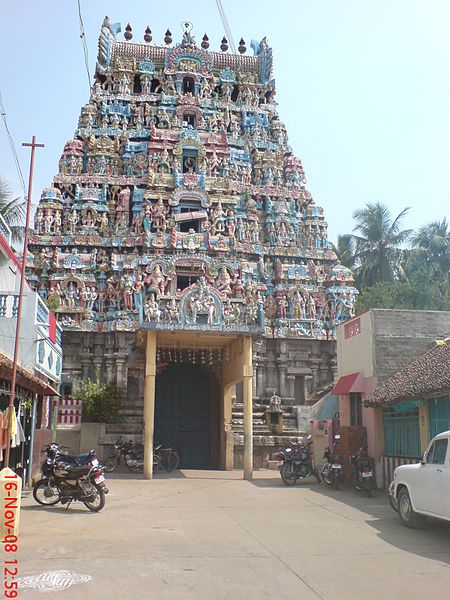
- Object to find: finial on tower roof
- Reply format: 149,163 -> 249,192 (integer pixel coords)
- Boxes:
238,37 -> 246,54
220,36 -> 228,52
124,23 -> 133,40
201,34 -> 210,50
144,26 -> 152,43
164,29 -> 173,45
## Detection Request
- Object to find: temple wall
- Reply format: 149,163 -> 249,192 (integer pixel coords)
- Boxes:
62,331 -> 335,404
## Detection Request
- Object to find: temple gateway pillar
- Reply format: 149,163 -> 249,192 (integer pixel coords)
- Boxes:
143,331 -> 157,479
223,384 -> 234,470
243,336 -> 253,480
223,336 -> 254,479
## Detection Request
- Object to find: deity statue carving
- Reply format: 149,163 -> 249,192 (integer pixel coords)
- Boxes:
215,267 -> 233,296
64,281 -> 79,309
145,264 -> 167,298
144,296 -> 162,322
68,209 -> 78,234
132,275 -> 145,310
211,200 -> 226,235
151,197 -> 168,232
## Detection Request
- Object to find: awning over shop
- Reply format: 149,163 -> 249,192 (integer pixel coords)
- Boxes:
42,383 -> 61,397
0,350 -> 60,396
331,372 -> 367,395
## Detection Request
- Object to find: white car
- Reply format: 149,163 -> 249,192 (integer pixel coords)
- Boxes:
389,430 -> 450,527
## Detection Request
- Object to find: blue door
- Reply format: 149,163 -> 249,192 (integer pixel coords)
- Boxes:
429,396 -> 450,439
155,364 -> 218,469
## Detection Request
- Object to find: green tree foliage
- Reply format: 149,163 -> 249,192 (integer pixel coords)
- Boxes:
410,218 -> 450,298
0,178 -> 25,244
331,234 -> 356,270
339,205 -> 449,312
351,202 -> 411,288
356,280 -> 450,313
73,367 -> 122,423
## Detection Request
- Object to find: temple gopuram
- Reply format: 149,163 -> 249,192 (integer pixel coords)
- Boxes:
28,18 -> 358,477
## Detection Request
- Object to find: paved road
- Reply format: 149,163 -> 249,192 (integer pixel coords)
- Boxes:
16,471 -> 450,599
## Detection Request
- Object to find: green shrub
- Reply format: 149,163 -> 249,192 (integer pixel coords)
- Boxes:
73,367 -> 122,423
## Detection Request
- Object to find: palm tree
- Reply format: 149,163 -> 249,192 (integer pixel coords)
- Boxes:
351,202 -> 412,288
411,218 -> 450,295
0,178 -> 25,244
411,218 -> 450,269
331,234 -> 356,269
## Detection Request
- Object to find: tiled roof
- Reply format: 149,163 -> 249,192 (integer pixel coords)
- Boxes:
364,339 -> 450,406
307,383 -> 334,405
0,349 -> 53,394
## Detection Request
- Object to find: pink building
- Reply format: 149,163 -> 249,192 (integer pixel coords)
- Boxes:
330,309 -> 450,487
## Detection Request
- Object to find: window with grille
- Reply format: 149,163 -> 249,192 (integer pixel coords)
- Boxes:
350,392 -> 362,427
383,407 -> 421,458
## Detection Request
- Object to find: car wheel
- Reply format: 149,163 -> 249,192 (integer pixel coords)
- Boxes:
388,481 -> 398,512
398,487 -> 426,528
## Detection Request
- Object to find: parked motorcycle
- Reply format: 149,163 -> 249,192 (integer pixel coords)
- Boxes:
104,436 -> 160,473
279,436 -> 321,486
321,434 -> 343,489
350,447 -> 376,496
33,444 -> 107,512
274,441 -> 299,471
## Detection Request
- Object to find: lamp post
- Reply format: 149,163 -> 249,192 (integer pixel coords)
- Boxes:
3,136 -> 44,468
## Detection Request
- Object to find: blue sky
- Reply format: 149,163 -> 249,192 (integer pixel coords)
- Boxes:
1,0 -> 449,243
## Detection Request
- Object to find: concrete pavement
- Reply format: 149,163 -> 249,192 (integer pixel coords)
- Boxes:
16,470 -> 450,599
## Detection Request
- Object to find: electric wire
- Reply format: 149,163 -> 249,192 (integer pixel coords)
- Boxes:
215,0 -> 237,53
0,91 -> 27,197
77,0 -> 91,88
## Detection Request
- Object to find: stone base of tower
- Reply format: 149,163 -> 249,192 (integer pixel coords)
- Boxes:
60,331 -> 336,470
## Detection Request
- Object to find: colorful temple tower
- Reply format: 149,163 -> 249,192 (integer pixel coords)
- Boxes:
28,19 -> 358,473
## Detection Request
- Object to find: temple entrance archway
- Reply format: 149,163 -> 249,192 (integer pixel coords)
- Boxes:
155,363 -> 220,469
139,330 -> 253,479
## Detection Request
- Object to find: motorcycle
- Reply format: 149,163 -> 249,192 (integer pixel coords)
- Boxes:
33,444 -> 108,512
274,441 -> 299,471
350,447 -> 376,497
279,435 -> 321,486
321,434 -> 342,489
104,436 -> 160,473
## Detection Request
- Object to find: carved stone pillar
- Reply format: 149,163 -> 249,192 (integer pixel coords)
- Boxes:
278,365 -> 287,398
104,354 -> 115,384
115,355 -> 127,390
311,366 -> 319,392
266,361 -> 276,389
252,366 -> 257,396
81,355 -> 92,381
287,375 -> 296,399
256,364 -> 265,398
93,356 -> 103,375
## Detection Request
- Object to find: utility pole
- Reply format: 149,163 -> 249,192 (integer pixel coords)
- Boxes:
3,136 -> 44,469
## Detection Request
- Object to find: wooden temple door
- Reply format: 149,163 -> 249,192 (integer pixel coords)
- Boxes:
155,364 -> 219,469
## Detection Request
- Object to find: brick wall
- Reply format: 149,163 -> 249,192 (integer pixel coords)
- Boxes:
333,425 -> 370,487
372,310 -> 450,387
